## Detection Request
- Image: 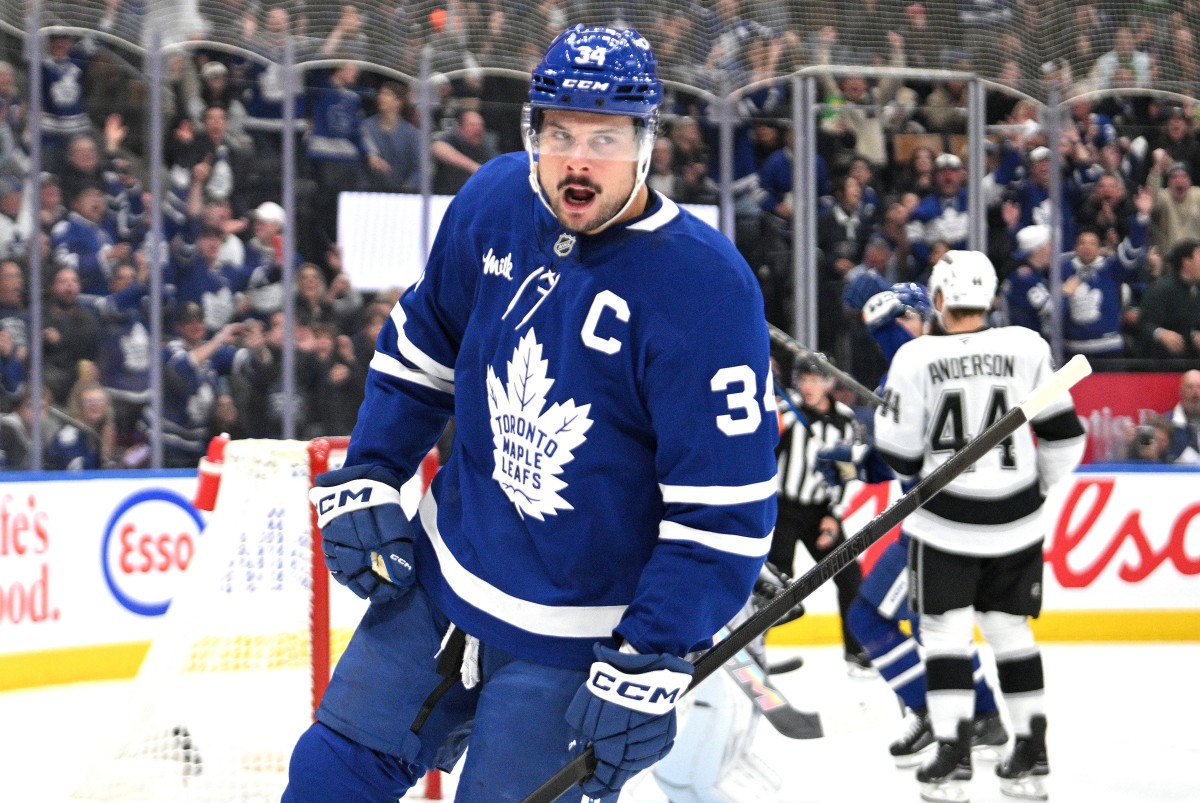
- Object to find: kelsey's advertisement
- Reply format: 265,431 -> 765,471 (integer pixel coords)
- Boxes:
0,474 -> 202,656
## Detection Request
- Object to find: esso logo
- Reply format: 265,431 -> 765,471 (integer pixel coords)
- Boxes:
101,489 -> 205,616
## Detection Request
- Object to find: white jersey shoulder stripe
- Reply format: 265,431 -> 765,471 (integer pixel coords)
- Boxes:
658,520 -> 772,558
419,494 -> 626,638
370,352 -> 456,395
390,304 -> 456,383
627,195 -> 680,232
660,477 -> 777,505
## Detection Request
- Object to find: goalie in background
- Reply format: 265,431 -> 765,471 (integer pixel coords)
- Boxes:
283,24 -> 778,803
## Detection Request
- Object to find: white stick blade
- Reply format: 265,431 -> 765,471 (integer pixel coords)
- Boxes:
1019,354 -> 1092,420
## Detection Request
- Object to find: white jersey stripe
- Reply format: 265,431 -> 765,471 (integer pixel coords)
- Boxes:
887,662 -> 926,691
389,305 -> 456,383
874,636 -> 919,670
658,521 -> 772,558
418,494 -> 627,638
627,195 -> 681,231
370,352 -> 456,395
660,477 -> 777,506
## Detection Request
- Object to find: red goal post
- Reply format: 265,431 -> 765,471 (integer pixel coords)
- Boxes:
308,437 -> 443,800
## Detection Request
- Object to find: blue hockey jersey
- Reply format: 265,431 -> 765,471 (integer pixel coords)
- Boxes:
151,339 -> 247,460
1060,215 -> 1147,356
88,283 -> 152,400
346,152 -> 779,669
306,73 -> 365,163
51,212 -> 119,295
240,56 -> 308,133
1000,265 -> 1052,337
906,188 -> 969,268
40,48 -> 92,139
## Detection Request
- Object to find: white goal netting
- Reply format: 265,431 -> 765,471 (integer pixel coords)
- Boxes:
73,438 -> 362,803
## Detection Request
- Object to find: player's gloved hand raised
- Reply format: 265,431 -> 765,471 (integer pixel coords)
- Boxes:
892,282 -> 933,318
863,283 -> 933,331
862,290 -> 904,331
308,464 -> 414,603
567,643 -> 693,799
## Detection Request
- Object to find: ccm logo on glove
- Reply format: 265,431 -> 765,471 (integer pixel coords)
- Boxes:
586,662 -> 690,716
312,480 -> 403,528
370,550 -> 412,577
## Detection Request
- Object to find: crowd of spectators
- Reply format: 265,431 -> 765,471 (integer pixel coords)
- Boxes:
1,2 -> 1199,471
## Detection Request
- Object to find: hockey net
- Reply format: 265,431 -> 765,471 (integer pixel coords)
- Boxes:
73,437 -> 441,802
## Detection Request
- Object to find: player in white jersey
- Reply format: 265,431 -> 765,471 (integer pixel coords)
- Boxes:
283,25 -> 778,803
874,251 -> 1085,802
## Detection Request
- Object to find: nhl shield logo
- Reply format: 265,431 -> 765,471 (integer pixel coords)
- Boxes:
554,233 -> 576,257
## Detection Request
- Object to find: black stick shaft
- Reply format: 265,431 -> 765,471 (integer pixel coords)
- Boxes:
767,323 -> 885,407
523,403 -> 1032,803
521,352 -> 1090,803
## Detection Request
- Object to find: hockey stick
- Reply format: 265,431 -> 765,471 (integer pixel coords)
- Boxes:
521,354 -> 1092,803
767,323 -> 885,408
714,626 -> 823,740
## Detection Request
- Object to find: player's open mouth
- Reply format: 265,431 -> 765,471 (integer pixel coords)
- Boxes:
561,185 -> 597,209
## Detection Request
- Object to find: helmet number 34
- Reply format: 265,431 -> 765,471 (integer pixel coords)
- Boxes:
574,45 -> 607,66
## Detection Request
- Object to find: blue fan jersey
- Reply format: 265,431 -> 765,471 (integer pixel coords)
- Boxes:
345,152 -> 779,669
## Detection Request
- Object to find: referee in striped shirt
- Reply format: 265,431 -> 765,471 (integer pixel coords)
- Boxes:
771,356 -> 871,671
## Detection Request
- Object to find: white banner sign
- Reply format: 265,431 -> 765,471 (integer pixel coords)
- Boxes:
337,191 -> 721,291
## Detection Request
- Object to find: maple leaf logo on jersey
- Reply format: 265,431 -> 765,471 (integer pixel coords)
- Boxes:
486,329 -> 593,520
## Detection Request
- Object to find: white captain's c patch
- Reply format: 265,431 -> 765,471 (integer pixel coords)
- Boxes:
486,328 -> 594,520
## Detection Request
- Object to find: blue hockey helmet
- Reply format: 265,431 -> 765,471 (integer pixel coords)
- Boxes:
529,25 -> 662,121
524,26 -> 663,232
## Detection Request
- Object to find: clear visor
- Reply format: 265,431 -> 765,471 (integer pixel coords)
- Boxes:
523,104 -> 654,164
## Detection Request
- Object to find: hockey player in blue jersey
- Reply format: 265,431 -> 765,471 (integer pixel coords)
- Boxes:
833,280 -> 1008,769
283,25 -> 779,803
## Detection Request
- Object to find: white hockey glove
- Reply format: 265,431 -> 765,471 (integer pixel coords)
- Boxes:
566,644 -> 693,799
309,465 -> 415,603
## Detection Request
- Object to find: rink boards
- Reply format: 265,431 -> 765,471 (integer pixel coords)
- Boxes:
1,464 -> 1197,691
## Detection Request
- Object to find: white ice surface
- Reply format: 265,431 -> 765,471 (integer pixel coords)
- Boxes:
1,643 -> 1196,802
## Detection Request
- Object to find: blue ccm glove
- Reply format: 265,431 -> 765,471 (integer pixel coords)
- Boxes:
566,643 -> 694,799
308,465 -> 415,603
863,282 -> 933,332
816,443 -> 895,486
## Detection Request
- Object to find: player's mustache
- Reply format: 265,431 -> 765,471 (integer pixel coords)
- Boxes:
557,177 -> 600,193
